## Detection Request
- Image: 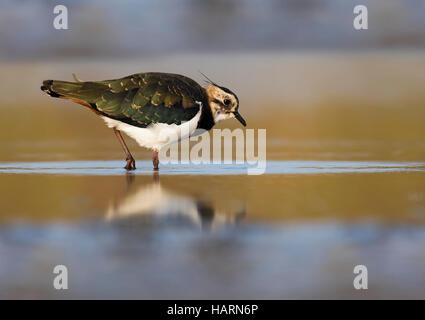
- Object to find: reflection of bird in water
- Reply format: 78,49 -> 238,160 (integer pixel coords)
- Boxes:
106,173 -> 245,232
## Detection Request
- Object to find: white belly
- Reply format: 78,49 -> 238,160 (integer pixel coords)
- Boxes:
101,109 -> 202,151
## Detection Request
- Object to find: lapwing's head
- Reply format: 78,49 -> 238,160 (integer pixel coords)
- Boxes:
205,84 -> 246,127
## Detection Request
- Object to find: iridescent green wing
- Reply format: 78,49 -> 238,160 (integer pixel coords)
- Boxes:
92,72 -> 206,127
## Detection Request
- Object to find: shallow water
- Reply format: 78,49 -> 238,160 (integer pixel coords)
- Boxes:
1,161 -> 425,298
1,160 -> 425,175
2,223 -> 425,299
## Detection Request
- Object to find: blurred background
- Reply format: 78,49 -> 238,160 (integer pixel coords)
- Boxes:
3,0 -> 425,58
1,0 -> 425,299
1,0 -> 425,161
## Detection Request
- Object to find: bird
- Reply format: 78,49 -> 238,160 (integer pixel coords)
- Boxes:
41,72 -> 246,171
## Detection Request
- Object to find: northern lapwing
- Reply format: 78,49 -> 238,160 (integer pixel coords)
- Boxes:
41,72 -> 246,171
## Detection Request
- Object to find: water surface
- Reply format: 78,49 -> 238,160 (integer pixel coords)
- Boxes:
1,160 -> 425,298
1,160 -> 425,175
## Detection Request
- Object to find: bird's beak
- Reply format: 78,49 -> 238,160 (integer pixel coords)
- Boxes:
234,111 -> 246,127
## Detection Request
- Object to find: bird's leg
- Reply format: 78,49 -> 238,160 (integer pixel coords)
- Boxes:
152,150 -> 159,171
113,128 -> 136,171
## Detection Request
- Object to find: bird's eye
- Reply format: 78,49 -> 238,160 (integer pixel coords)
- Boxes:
223,99 -> 231,106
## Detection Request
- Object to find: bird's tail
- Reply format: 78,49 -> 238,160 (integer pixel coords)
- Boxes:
41,78 -> 105,108
41,80 -> 84,99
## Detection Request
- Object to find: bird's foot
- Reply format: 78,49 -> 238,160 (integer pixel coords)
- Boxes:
153,159 -> 159,171
125,157 -> 136,171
